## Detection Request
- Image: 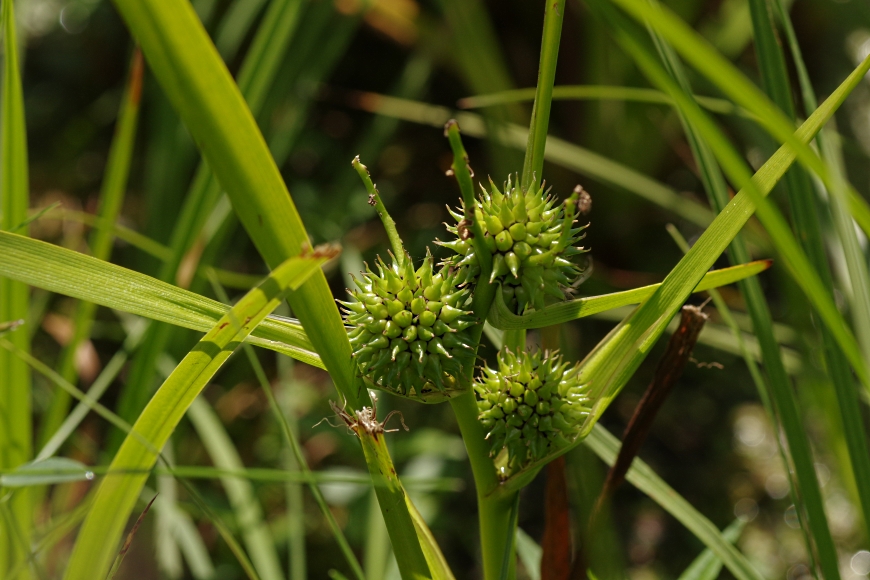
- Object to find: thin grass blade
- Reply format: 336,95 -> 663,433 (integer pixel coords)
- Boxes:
62,249 -> 334,580
584,424 -> 763,580
0,0 -> 32,573
109,0 -> 359,407
488,260 -> 771,330
0,231 -> 324,367
39,49 -> 145,448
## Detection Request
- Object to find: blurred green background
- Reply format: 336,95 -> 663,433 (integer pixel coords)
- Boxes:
14,0 -> 870,577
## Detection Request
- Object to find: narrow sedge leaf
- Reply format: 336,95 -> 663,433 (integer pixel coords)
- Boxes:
488,260 -> 770,330
354,417 -> 432,580
521,0 -> 565,188
608,0 -> 870,242
187,399 -> 284,580
458,85 -> 742,116
0,231 -> 324,368
677,519 -> 745,580
0,0 -> 32,573
774,0 -> 870,540
570,54 -> 870,436
492,54 -> 870,492
746,0 -> 848,574
40,49 -> 144,448
1,458 -> 92,487
63,250 -> 333,580
584,425 -> 763,580
108,0 -> 358,406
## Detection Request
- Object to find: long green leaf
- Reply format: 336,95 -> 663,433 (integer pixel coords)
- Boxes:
677,519 -> 745,580
40,49 -> 145,448
459,85 -> 742,115
109,0 -> 358,407
591,3 -> 846,574
0,0 -> 32,574
0,231 -> 324,368
114,0 -> 312,452
488,260 -> 771,330
773,0 -> 870,539
584,425 -> 763,580
357,419 -> 431,579
747,0 -> 852,574
608,0 -> 870,240
63,250 -> 331,580
493,49 -> 870,491
187,398 -> 284,580
353,93 -> 717,229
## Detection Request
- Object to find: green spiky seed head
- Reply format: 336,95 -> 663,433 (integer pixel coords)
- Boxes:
342,249 -> 477,402
442,174 -> 588,313
475,348 -> 589,468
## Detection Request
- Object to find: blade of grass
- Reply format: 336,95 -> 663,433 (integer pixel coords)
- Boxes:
587,4 -> 845,572
114,0 -> 313,452
522,0 -> 566,188
187,398 -> 285,580
0,0 -> 32,574
63,249 -> 334,580
276,351 -> 307,580
108,0 -> 360,412
640,4 -> 824,571
773,0 -> 870,539
39,49 -> 144,449
606,0 -> 870,240
676,519 -> 745,580
209,276 -> 365,580
584,424 -> 763,580
2,462 -> 462,489
351,92 -> 717,229
459,85 -> 740,115
0,336 -> 291,579
747,0 -> 865,573
0,231 -> 324,367
493,47 -> 870,491
488,260 -> 771,329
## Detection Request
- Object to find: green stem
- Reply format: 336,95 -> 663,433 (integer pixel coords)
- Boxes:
449,392 -> 517,580
521,0 -> 566,189
444,119 -> 493,294
352,156 -> 406,267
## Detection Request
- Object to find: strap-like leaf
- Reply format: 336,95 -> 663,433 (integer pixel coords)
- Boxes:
0,231 -> 324,368
63,250 -> 332,580
488,260 -> 770,330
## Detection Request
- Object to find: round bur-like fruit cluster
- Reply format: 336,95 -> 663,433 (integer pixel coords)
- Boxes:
475,349 -> 590,468
342,250 -> 477,402
442,175 -> 587,313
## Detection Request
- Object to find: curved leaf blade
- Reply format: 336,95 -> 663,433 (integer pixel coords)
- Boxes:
488,260 -> 771,330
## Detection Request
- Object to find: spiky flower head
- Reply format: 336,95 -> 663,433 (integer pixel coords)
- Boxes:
475,348 -> 590,469
342,249 -> 477,402
442,175 -> 588,313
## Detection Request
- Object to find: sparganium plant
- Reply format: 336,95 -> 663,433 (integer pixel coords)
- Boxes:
342,249 -> 477,402
475,348 -> 589,470
441,174 -> 589,313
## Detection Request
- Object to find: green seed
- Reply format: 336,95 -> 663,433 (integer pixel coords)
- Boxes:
495,230 -> 513,252
524,389 -> 539,407
419,310 -> 437,327
509,222 -> 526,241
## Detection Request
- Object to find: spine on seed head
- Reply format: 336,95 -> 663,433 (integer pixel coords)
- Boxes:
440,174 -> 589,313
474,348 -> 590,469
